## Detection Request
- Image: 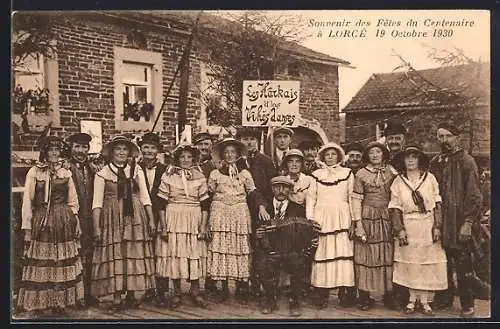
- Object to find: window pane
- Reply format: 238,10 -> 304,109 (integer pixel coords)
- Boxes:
135,86 -> 148,103
15,73 -> 44,91
123,62 -> 150,83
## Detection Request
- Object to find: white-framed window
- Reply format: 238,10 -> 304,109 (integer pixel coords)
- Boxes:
12,32 -> 60,127
114,47 -> 163,130
13,54 -> 45,93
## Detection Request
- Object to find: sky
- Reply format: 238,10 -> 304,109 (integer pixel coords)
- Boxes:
210,10 -> 490,110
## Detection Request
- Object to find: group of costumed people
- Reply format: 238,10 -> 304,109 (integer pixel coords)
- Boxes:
16,120 -> 485,318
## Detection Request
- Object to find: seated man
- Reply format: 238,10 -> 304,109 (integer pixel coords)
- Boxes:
255,176 -> 320,317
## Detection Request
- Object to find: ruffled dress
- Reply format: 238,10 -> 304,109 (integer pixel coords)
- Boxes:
389,172 -> 448,291
156,168 -> 209,280
90,163 -> 156,296
207,169 -> 255,281
306,165 -> 355,288
352,166 -> 397,294
18,166 -> 84,311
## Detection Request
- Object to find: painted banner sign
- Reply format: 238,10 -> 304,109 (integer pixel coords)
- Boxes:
242,80 -> 300,127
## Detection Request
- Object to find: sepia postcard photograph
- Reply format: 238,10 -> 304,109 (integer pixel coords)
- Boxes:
10,9 -> 491,322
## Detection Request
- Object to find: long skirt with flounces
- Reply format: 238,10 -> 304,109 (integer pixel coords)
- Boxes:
156,203 -> 206,280
207,201 -> 251,281
91,195 -> 156,297
311,201 -> 355,288
393,211 -> 447,291
17,203 -> 84,311
354,204 -> 393,294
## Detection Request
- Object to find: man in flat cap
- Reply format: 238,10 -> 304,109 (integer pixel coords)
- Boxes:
193,132 -> 216,179
66,132 -> 99,307
236,127 -> 277,300
298,140 -> 322,176
272,127 -> 294,175
138,132 -> 169,305
384,120 -> 407,173
344,143 -> 365,175
255,176 -> 320,317
429,122 -> 483,318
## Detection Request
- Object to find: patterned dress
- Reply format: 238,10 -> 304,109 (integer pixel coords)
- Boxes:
91,163 -> 156,296
18,166 -> 84,311
156,168 -> 209,280
207,169 -> 255,281
389,172 -> 448,291
352,165 -> 397,295
306,165 -> 355,288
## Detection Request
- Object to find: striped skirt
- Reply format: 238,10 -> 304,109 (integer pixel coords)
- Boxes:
17,203 -> 84,311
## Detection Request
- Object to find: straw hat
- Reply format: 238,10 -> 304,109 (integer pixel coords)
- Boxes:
102,135 -> 141,159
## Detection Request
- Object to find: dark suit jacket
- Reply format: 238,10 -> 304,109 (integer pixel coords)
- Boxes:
139,162 -> 167,224
246,152 -> 278,220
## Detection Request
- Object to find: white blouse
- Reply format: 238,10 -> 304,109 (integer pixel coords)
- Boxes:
92,163 -> 152,209
388,172 -> 442,214
21,165 -> 79,230
287,173 -> 314,205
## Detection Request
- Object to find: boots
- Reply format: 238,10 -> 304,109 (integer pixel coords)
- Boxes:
358,290 -> 375,311
338,286 -> 357,308
235,281 -> 250,304
190,279 -> 209,308
155,277 -> 169,307
313,288 -> 329,309
215,280 -> 230,303
170,279 -> 182,309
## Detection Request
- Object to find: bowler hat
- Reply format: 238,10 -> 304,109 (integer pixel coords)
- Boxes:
345,143 -> 364,154
437,122 -> 461,136
298,140 -> 322,150
236,127 -> 261,140
384,120 -> 407,136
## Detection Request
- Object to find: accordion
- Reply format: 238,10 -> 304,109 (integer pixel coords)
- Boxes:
258,217 -> 320,258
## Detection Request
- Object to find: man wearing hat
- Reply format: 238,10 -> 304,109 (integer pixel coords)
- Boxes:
298,140 -> 322,176
193,132 -> 216,179
429,122 -> 483,318
138,132 -> 169,305
384,120 -> 407,173
236,127 -> 277,299
344,143 -> 365,174
255,176 -> 320,316
66,132 -> 100,307
272,127 -> 294,175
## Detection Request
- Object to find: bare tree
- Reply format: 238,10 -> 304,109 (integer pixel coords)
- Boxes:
390,45 -> 488,154
195,11 -> 310,128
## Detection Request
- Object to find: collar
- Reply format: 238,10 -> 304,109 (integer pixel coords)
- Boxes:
276,148 -> 289,159
273,198 -> 289,210
141,159 -> 158,170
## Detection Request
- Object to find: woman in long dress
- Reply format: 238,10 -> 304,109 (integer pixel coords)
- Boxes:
306,142 -> 356,309
389,144 -> 447,316
352,141 -> 398,310
207,138 -> 256,302
91,136 -> 156,310
156,144 -> 210,308
18,136 -> 84,316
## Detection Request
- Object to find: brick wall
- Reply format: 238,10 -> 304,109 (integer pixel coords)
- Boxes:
12,13 -> 342,151
12,13 -> 202,151
276,61 -> 341,142
345,105 -> 490,157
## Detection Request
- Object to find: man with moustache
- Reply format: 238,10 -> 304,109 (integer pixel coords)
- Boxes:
66,133 -> 100,307
272,127 -> 294,175
236,127 -> 277,301
298,140 -> 322,176
138,132 -> 168,305
255,176 -> 320,316
384,120 -> 407,173
192,132 -> 218,295
429,122 -> 483,318
344,143 -> 364,174
193,132 -> 216,179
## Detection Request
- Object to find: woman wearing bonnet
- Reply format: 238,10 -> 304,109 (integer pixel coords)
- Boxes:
306,142 -> 356,309
155,143 -> 210,309
206,138 -> 257,303
90,136 -> 156,311
17,136 -> 84,316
